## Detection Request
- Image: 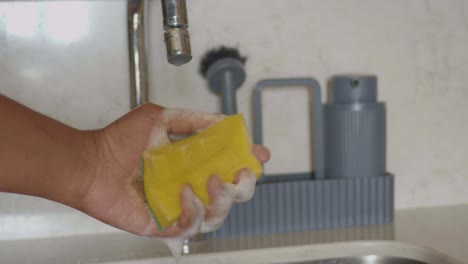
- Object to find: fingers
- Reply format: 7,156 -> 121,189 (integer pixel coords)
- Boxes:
163,108 -> 225,135
154,167 -> 258,236
253,144 -> 271,164
134,169 -> 257,237
131,105 -> 223,149
178,185 -> 205,230
200,169 -> 257,233
157,186 -> 206,256
232,168 -> 257,203
200,176 -> 236,233
146,108 -> 224,150
155,185 -> 205,238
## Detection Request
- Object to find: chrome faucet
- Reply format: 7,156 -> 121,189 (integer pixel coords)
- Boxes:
128,0 -> 192,108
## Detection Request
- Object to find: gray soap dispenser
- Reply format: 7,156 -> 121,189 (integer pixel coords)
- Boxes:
325,76 -> 386,179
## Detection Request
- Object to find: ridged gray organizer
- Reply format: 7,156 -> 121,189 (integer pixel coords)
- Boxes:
208,76 -> 394,238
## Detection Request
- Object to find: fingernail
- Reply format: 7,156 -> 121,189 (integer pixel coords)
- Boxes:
233,168 -> 249,184
259,147 -> 271,162
253,145 -> 271,163
179,215 -> 190,228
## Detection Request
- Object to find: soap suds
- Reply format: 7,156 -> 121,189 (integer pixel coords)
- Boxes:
200,186 -> 235,233
147,109 -> 224,151
160,237 -> 183,263
232,169 -> 257,203
201,170 -> 255,233
163,108 -> 225,125
147,126 -> 171,149
159,186 -> 206,261
159,217 -> 202,263
162,109 -> 225,136
158,169 -> 257,258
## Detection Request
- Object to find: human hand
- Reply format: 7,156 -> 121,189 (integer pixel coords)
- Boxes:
76,104 -> 270,237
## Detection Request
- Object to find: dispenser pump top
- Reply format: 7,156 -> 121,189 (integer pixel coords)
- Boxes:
329,75 -> 378,104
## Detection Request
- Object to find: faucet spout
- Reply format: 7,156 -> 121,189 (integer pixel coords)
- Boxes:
128,0 -> 148,108
161,0 -> 192,66
127,0 -> 192,109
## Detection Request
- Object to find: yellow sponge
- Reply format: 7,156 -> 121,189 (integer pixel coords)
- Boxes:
143,114 -> 263,229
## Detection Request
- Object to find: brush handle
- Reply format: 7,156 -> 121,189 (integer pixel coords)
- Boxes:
220,71 -> 238,115
206,58 -> 246,115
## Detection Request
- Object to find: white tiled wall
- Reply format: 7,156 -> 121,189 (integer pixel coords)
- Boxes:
1,0 -> 468,239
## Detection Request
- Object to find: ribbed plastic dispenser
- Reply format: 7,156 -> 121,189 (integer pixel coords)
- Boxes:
325,76 -> 386,179
208,76 -> 394,238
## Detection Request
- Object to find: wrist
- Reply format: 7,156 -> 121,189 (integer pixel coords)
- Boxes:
63,129 -> 103,209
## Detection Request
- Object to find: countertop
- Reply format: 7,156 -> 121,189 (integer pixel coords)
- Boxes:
1,204 -> 468,263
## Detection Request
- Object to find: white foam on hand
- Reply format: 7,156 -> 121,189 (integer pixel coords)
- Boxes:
201,169 -> 257,233
159,169 -> 257,256
159,186 -> 206,258
232,168 -> 257,204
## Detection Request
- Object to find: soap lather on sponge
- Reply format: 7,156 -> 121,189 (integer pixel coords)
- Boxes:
143,114 -> 263,229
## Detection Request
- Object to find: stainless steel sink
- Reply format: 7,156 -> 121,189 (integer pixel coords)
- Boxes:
92,241 -> 462,264
4,233 -> 459,264
253,241 -> 463,264
290,256 -> 427,264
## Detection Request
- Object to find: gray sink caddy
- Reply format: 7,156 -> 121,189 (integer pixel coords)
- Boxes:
209,76 -> 394,238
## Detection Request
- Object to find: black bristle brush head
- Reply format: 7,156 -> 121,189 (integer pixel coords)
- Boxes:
199,46 -> 247,78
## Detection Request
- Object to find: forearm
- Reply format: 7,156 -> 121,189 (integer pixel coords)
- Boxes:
0,95 -> 96,207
